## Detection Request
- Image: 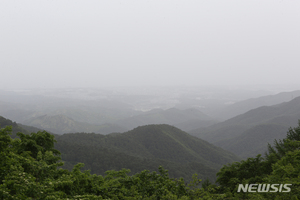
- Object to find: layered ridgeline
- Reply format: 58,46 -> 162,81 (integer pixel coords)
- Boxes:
23,114 -> 127,135
207,90 -> 300,120
114,108 -> 217,132
18,108 -> 216,135
2,116 -> 300,199
55,124 -> 239,182
3,89 -> 299,136
190,96 -> 300,158
0,89 -> 140,125
0,89 -> 216,135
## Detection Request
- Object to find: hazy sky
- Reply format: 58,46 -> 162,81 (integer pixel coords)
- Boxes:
1,0 -> 300,89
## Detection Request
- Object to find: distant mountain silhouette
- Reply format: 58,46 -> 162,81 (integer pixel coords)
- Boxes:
23,114 -> 127,134
210,90 -> 300,120
115,108 -> 216,131
190,96 -> 300,158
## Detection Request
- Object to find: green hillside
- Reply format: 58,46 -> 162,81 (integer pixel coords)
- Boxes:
0,116 -> 30,136
216,124 -> 288,158
55,124 -> 239,181
0,115 -> 237,182
55,138 -> 217,182
121,125 -> 238,168
2,118 -> 300,199
58,124 -> 238,168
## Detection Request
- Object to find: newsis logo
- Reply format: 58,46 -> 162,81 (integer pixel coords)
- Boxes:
237,184 -> 292,193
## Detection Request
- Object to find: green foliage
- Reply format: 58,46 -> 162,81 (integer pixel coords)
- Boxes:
54,124 -> 238,182
2,118 -> 300,199
214,121 -> 300,199
0,126 -> 211,199
0,116 -> 30,137
216,154 -> 270,192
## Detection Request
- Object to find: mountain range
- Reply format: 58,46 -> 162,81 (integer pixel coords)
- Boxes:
0,115 -> 238,182
55,124 -> 239,181
190,96 -> 300,158
14,107 -> 217,135
23,114 -> 127,134
2,89 -> 300,179
209,90 -> 300,120
114,108 -> 217,131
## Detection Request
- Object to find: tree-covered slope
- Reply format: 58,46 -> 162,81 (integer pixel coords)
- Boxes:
119,124 -> 238,168
0,115 -> 30,136
0,115 -> 236,182
55,138 -> 217,182
54,124 -> 239,182
214,122 -> 300,199
0,117 -> 221,182
57,124 -> 238,170
216,124 -> 288,158
2,117 -> 300,199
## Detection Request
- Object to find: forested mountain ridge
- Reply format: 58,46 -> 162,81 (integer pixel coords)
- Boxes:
0,115 -> 31,135
55,124 -> 239,181
120,124 -> 238,167
55,138 -> 218,182
2,115 -> 300,199
190,96 -> 300,158
57,124 -> 238,169
0,115 -> 238,182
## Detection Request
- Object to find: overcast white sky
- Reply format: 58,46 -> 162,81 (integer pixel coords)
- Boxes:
1,0 -> 300,89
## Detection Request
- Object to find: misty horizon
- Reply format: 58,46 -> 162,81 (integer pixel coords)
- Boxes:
1,0 -> 300,89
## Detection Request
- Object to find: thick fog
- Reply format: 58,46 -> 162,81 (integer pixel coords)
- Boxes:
1,0 -> 300,89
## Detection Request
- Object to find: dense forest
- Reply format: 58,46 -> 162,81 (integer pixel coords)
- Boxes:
1,116 -> 237,182
1,115 -> 300,199
54,124 -> 238,182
